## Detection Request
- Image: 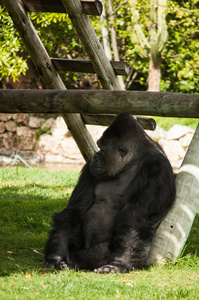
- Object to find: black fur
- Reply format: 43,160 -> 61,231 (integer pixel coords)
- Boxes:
44,113 -> 176,273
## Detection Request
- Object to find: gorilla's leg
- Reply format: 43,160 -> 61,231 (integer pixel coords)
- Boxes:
94,226 -> 155,274
44,228 -> 69,268
44,209 -> 83,269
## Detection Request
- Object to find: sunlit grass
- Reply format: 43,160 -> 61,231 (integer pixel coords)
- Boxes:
153,117 -> 198,131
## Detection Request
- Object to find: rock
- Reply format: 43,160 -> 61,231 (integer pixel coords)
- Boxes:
0,122 -> 5,134
5,120 -> 17,132
29,116 -> 46,128
41,118 -> 55,130
0,134 -> 4,148
158,139 -> 185,162
145,126 -> 167,141
35,134 -> 62,153
43,153 -> 84,167
171,159 -> 183,174
167,124 -> 194,140
51,117 -> 69,140
86,125 -> 106,143
36,134 -> 84,163
62,137 -> 83,161
1,132 -> 15,149
16,126 -> 36,150
36,134 -> 85,164
179,133 -> 193,148
0,114 -> 13,122
13,113 -> 29,126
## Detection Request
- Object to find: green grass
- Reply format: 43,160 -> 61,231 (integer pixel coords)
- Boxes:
0,167 -> 199,299
153,117 -> 198,131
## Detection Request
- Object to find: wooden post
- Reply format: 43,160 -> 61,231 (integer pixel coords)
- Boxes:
2,0 -> 98,161
147,123 -> 199,265
61,0 -> 122,90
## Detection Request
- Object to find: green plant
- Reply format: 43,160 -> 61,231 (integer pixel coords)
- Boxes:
35,126 -> 51,141
128,0 -> 168,63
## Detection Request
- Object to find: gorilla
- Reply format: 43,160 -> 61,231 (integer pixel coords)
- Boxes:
44,113 -> 176,273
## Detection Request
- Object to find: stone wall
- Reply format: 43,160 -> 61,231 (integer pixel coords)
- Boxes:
0,113 -> 104,168
146,125 -> 194,172
0,113 -> 195,171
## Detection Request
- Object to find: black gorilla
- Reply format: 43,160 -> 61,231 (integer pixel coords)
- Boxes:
44,113 -> 176,273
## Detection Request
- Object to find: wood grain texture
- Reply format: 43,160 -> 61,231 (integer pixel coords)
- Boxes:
1,89 -> 199,118
147,123 -> 199,265
61,0 -> 122,90
51,58 -> 131,76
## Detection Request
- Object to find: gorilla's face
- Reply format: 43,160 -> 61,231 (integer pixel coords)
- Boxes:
89,114 -> 142,179
90,138 -> 131,179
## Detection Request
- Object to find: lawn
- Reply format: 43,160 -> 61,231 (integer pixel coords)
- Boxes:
153,117 -> 198,131
0,167 -> 199,299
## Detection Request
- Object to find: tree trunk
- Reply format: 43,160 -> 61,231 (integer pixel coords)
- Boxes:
107,0 -> 125,89
100,0 -> 112,60
147,54 -> 161,91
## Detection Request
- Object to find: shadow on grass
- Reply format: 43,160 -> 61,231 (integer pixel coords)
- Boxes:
1,185 -> 199,277
0,185 -> 69,277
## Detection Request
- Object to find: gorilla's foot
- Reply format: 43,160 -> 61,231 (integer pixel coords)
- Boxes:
94,261 -> 134,273
94,263 -> 130,274
94,264 -> 120,274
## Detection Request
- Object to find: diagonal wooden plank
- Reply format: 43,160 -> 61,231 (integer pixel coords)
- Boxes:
147,123 -> 199,265
2,0 -> 98,161
61,0 -> 122,90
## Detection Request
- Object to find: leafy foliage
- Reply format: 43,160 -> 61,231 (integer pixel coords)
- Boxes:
161,0 -> 199,93
0,0 -> 198,92
0,5 -> 27,81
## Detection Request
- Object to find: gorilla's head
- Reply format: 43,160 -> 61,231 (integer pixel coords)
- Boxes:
89,113 -> 147,179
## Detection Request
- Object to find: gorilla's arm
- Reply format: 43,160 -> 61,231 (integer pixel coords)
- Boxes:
95,155 -> 176,273
44,162 -> 97,268
67,161 -> 97,210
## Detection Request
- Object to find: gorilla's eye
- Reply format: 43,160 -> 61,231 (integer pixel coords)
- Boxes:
118,147 -> 128,157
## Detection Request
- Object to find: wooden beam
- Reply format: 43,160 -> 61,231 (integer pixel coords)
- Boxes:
81,0 -> 102,16
1,89 -> 199,118
147,122 -> 199,265
51,58 -> 131,76
82,114 -> 156,131
61,0 -> 122,90
2,0 -> 98,161
22,0 -> 103,16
